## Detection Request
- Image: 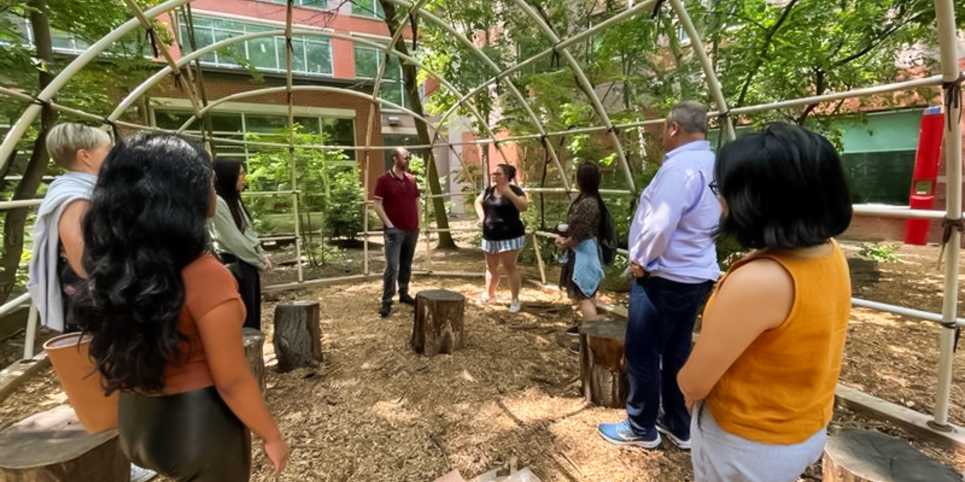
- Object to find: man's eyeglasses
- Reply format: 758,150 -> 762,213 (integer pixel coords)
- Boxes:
709,180 -> 720,195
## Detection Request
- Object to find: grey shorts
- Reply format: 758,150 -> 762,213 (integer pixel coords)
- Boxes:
691,402 -> 827,482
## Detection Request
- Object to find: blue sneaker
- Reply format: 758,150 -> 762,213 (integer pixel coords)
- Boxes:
597,420 -> 662,448
655,420 -> 691,450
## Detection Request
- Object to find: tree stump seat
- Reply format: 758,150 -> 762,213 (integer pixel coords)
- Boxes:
579,318 -> 628,408
273,301 -> 322,372
243,327 -> 266,391
822,429 -> 961,482
411,290 -> 465,356
0,404 -> 129,482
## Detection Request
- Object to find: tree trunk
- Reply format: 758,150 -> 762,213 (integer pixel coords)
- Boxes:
272,301 -> 322,372
242,327 -> 266,391
379,1 -> 456,249
580,318 -> 628,408
0,405 -> 129,482
411,289 -> 465,356
822,430 -> 961,482
0,0 -> 59,303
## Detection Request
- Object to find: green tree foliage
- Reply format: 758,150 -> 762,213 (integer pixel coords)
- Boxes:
415,0 -> 961,269
244,127 -> 365,244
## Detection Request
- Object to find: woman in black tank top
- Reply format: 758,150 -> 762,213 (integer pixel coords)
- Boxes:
474,164 -> 529,313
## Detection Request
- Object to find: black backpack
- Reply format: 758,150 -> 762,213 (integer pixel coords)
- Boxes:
597,200 -> 618,266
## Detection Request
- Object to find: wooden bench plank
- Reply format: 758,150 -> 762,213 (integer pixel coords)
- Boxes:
0,352 -> 50,403
835,384 -> 965,455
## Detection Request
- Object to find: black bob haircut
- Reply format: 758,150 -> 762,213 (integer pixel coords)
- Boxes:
715,123 -> 852,250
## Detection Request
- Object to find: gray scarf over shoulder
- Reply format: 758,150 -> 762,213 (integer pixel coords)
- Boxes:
26,172 -> 96,332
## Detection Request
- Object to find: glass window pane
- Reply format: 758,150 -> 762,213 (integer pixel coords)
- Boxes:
213,18 -> 244,32
306,40 -> 331,75
246,114 -> 288,134
292,38 -> 307,73
385,55 -> 402,81
196,27 -> 215,49
381,83 -> 404,109
351,0 -> 382,18
296,116 -> 321,134
354,46 -> 378,78
324,118 -> 355,144
191,16 -> 213,28
194,26 -> 216,63
155,111 -> 193,130
275,37 -> 306,73
247,36 -> 277,69
351,0 -> 369,16
301,0 -> 328,7
211,113 -> 243,133
178,23 -> 191,51
322,118 -> 356,160
10,16 -> 31,43
245,22 -> 274,33
214,29 -> 242,66
174,15 -> 339,75
51,30 -> 73,51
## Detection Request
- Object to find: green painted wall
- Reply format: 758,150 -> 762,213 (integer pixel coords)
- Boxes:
838,109 -> 922,153
837,109 -> 924,204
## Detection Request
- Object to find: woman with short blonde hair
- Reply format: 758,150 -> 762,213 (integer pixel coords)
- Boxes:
28,122 -> 112,332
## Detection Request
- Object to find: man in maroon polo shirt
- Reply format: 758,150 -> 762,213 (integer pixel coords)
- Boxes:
373,147 -> 420,318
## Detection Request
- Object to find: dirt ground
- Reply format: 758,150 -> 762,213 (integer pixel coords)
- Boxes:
1,233 -> 964,481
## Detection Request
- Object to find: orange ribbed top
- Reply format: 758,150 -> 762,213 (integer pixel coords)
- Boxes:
163,254 -> 244,394
705,240 -> 850,444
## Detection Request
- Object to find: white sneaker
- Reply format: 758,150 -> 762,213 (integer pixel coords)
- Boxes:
479,293 -> 490,305
508,299 -> 522,313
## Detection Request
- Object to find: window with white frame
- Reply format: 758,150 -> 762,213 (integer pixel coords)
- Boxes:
353,43 -> 407,109
154,109 -> 357,161
178,14 -> 333,76
264,0 -> 332,9
350,0 -> 385,19
4,14 -> 153,56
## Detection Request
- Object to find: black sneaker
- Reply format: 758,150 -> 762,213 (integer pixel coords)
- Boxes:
565,325 -> 580,337
399,294 -> 416,305
379,303 -> 392,318
655,420 -> 691,450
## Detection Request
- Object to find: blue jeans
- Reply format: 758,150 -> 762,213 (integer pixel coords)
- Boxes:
382,228 -> 419,305
625,276 -> 713,437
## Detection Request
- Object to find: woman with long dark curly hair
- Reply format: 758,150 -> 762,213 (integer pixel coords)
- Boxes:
74,134 -> 288,481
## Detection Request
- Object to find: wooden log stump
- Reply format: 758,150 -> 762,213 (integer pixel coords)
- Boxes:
580,319 -> 628,408
273,301 -> 322,372
411,290 -> 466,356
0,404 -> 129,482
822,429 -> 961,482
243,327 -> 266,391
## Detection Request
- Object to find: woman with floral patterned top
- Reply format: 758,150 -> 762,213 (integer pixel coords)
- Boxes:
557,162 -> 607,335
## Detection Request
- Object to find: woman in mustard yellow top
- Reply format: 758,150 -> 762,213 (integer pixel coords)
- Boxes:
678,123 -> 852,482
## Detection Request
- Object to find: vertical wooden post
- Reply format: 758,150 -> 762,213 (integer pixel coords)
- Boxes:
531,232 -> 547,285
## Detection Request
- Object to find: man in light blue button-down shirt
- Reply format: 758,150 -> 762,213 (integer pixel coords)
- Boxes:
599,101 -> 721,450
